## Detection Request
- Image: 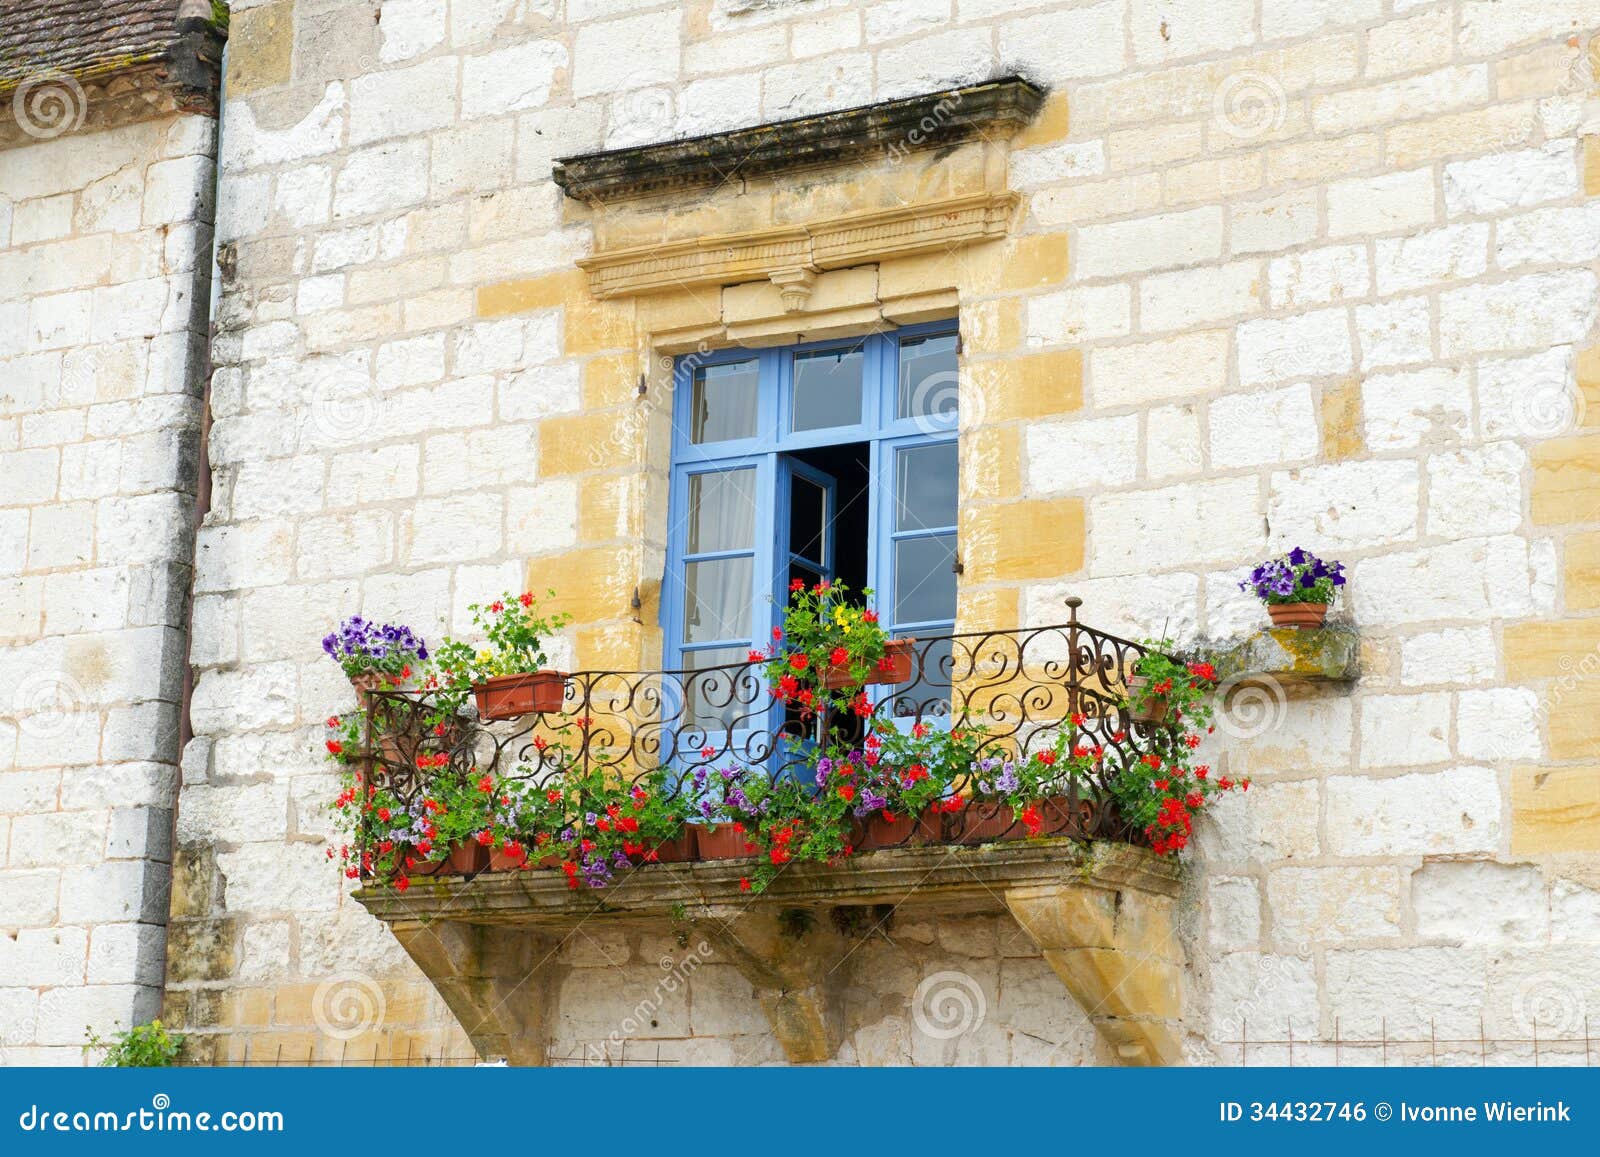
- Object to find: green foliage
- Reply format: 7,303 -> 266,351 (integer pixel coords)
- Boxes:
86,1020 -> 183,1067
764,580 -> 894,716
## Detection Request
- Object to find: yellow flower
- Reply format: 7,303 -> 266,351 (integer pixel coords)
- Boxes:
833,606 -> 853,627
476,649 -> 493,665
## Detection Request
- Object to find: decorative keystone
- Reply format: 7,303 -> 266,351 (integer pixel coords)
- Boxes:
1004,881 -> 1186,1066
1212,626 -> 1359,687
696,907 -> 851,1063
387,920 -> 561,1066
769,267 -> 819,313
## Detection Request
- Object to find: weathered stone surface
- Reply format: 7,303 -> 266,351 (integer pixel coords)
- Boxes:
1213,626 -> 1359,687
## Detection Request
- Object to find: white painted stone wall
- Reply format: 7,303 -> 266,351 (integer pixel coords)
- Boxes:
169,0 -> 1600,1065
0,105 -> 216,1063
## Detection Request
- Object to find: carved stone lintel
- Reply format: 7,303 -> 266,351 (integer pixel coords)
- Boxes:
388,919 -> 560,1066
697,907 -> 851,1063
769,267 -> 819,313
1004,882 -> 1186,1066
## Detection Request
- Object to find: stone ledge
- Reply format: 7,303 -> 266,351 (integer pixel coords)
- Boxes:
355,838 -> 1179,924
1212,626 -> 1360,687
552,76 -> 1044,202
356,840 -> 1187,1066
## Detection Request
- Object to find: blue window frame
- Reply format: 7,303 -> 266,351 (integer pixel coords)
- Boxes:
664,321 -> 960,729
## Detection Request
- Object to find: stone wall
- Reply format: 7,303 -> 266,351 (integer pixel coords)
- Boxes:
0,81 -> 217,1063
169,0 -> 1600,1065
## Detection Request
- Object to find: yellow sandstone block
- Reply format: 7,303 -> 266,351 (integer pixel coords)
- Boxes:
1531,435 -> 1600,525
476,270 -> 587,318
1586,137 -> 1600,198
960,425 -> 1022,503
527,548 -> 636,624
962,297 -> 1024,356
1512,766 -> 1600,853
961,498 -> 1085,582
1546,680 -> 1600,761
225,2 -> 294,95
1503,619 -> 1600,679
579,474 -> 636,542
955,587 -> 1020,634
1575,346 -> 1600,428
967,349 -> 1083,423
582,354 -> 638,409
972,233 -> 1069,293
1566,532 -> 1600,610
538,412 -> 632,476
1012,93 -> 1070,150
1320,379 -> 1364,460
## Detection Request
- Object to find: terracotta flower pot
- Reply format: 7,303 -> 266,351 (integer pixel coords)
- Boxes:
950,800 -> 1018,844
445,840 -> 489,874
820,638 -> 917,690
1124,674 -> 1168,725
487,845 -> 528,871
400,845 -> 447,878
852,810 -> 922,850
1266,602 -> 1329,629
948,798 -> 1083,844
694,823 -> 754,860
348,670 -> 386,697
641,831 -> 697,863
472,671 -> 567,721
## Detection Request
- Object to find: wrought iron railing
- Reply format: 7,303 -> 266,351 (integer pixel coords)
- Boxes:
365,598 -> 1163,845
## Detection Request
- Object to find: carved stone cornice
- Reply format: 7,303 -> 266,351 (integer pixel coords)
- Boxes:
554,76 -> 1045,203
578,190 -> 1017,300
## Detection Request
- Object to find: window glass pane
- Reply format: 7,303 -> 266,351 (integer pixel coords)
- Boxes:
789,475 -> 827,566
691,359 -> 759,443
895,442 -> 958,531
897,332 -> 959,421
791,345 -> 863,432
679,645 -> 760,732
683,556 -> 753,643
894,534 -> 956,626
687,469 -> 757,554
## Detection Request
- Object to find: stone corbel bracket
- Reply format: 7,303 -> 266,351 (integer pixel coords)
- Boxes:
357,841 -> 1186,1066
1212,626 -> 1361,688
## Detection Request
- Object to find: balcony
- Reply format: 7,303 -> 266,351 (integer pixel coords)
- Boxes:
351,599 -> 1193,1065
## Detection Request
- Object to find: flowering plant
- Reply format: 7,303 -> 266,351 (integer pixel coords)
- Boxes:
1124,644 -> 1218,731
430,589 -> 571,685
538,763 -> 687,889
869,721 -> 986,818
321,616 -> 428,683
700,764 -> 853,892
1109,748 -> 1246,857
762,579 -> 895,715
1240,548 -> 1346,606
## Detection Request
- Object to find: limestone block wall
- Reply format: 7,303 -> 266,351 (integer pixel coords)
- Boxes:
172,0 -> 1600,1065
0,90 -> 217,1063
